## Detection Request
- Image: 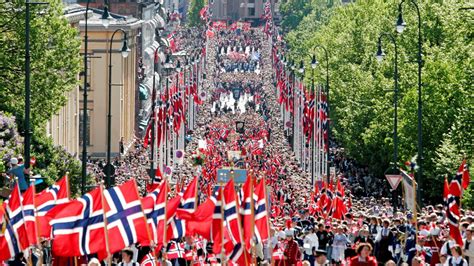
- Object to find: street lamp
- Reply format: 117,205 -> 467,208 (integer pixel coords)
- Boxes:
81,1 -> 113,194
24,0 -> 49,186
396,0 -> 423,205
148,47 -> 162,184
101,6 -> 112,28
310,54 -> 317,185
161,53 -> 175,167
105,29 -> 129,188
376,33 -> 400,209
298,60 -> 305,74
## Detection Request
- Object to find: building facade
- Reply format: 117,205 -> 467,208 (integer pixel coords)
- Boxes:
45,4 -> 90,157
210,0 -> 274,22
78,12 -> 142,158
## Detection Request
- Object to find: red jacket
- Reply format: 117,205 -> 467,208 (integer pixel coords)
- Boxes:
283,239 -> 301,265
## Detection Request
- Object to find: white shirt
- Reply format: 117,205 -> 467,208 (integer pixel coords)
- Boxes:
303,233 -> 319,255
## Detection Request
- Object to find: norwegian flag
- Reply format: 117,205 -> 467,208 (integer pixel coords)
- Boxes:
320,93 -> 329,151
446,194 -> 463,246
5,183 -> 30,250
177,177 -> 198,216
141,180 -> 180,249
21,185 -> 38,245
212,188 -> 223,255
168,177 -> 198,240
0,203 -> 21,262
35,176 -> 69,238
332,179 -> 348,220
199,6 -> 209,21
458,159 -> 470,190
143,117 -> 153,148
103,179 -> 150,254
254,179 -> 269,243
240,175 -> 254,251
48,187 -> 106,257
443,175 -> 449,206
222,179 -> 248,263
178,196 -> 216,240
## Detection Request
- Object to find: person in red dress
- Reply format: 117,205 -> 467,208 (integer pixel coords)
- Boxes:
349,243 -> 378,266
283,229 -> 302,266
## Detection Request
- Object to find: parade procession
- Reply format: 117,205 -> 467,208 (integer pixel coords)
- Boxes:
0,0 -> 472,265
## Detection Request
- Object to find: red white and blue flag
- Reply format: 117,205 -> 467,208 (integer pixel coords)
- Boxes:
21,185 -> 38,245
0,203 -> 21,262
48,187 -> 106,257
254,179 -> 269,243
5,183 -> 29,250
103,179 -> 150,254
35,176 -> 69,238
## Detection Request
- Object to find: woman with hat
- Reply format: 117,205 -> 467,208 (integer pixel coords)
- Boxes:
349,243 -> 377,266
447,244 -> 468,266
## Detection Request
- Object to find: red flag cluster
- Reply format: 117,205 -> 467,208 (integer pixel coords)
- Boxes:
446,160 -> 470,246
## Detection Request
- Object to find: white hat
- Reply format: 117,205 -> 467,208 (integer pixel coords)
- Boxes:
285,229 -> 294,237
88,258 -> 100,266
419,229 -> 430,237
430,227 -> 441,236
277,231 -> 285,239
10,157 -> 18,165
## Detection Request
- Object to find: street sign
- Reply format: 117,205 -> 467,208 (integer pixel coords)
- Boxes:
217,168 -> 247,184
103,163 -> 115,176
385,174 -> 402,190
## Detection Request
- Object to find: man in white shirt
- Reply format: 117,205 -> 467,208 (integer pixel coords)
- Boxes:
463,225 -> 474,264
303,227 -> 319,265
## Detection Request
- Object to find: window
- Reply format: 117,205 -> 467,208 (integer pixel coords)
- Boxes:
248,7 -> 255,16
79,110 -> 91,146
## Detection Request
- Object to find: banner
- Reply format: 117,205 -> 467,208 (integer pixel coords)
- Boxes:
401,169 -> 416,213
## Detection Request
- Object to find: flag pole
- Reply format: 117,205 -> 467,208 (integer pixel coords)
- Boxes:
249,172 -> 256,265
132,178 -> 154,254
99,184 -> 112,264
163,177 -> 169,261
219,185 -> 226,266
231,172 -> 248,266
262,174 -> 273,266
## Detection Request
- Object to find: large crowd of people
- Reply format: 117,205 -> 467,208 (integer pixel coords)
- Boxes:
2,24 -> 472,266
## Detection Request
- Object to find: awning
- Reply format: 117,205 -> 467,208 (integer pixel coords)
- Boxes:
139,84 -> 149,100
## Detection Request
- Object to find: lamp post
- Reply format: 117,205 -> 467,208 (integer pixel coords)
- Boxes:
298,60 -> 305,169
376,32 -> 399,210
314,45 -> 330,181
396,0 -> 423,205
290,59 -> 296,150
310,54 -> 317,186
376,33 -> 399,171
105,29 -> 130,188
161,54 -> 175,168
149,47 -> 161,183
24,0 -> 48,186
81,1 -> 111,194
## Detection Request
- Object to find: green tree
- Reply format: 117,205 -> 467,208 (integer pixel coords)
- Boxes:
0,0 -> 84,195
188,0 -> 205,27
285,0 -> 473,203
0,0 -> 81,131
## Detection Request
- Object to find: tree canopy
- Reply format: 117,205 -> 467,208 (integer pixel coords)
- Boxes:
0,0 -> 81,131
284,0 -> 473,204
187,0 -> 206,27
